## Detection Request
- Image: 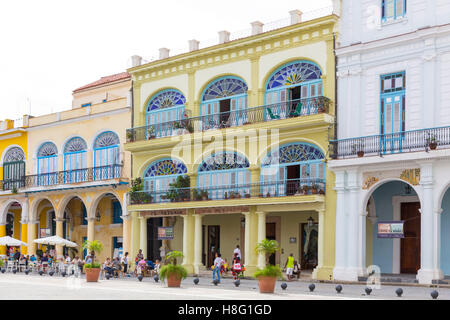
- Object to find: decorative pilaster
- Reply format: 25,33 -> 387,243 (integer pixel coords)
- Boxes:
333,170 -> 348,280
27,220 -> 39,256
87,218 -> 95,242
312,208 -> 326,279
181,211 -> 195,274
0,223 -> 6,255
55,218 -> 64,257
256,212 -> 267,269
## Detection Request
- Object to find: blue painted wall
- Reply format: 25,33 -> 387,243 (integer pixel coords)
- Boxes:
440,190 -> 450,275
371,181 -> 416,274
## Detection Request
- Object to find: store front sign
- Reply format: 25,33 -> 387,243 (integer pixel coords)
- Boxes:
377,221 -> 404,238
140,209 -> 187,218
195,206 -> 250,215
158,227 -> 174,240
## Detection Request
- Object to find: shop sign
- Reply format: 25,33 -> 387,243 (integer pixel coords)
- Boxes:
195,206 -> 250,215
140,209 -> 187,218
40,228 -> 51,238
377,221 -> 404,238
158,227 -> 174,240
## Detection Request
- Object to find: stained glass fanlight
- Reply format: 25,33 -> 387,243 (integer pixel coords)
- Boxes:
263,143 -> 324,167
38,142 -> 58,157
4,147 -> 25,162
202,77 -> 248,102
64,137 -> 87,153
199,152 -> 250,172
266,61 -> 322,90
147,90 -> 186,112
94,131 -> 120,149
144,159 -> 188,177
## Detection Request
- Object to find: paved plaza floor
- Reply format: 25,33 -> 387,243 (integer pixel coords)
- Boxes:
0,273 -> 448,300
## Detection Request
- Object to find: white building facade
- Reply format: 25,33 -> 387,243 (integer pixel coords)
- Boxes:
330,0 -> 450,284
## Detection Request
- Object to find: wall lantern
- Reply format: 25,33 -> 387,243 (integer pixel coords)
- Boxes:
96,210 -> 101,222
307,216 -> 314,227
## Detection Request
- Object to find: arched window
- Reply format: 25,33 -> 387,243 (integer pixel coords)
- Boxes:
146,89 -> 186,138
2,147 -> 25,190
197,152 -> 250,200
200,77 -> 249,129
261,143 -> 325,196
143,159 -> 188,203
37,142 -> 58,186
63,137 -> 87,183
93,131 -> 121,180
265,61 -> 323,119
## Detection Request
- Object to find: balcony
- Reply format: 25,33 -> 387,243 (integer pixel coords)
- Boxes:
129,178 -> 326,205
330,126 -> 450,159
127,97 -> 331,143
22,164 -> 123,188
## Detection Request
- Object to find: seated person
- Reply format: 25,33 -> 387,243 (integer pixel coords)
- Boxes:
153,259 -> 161,276
40,253 -> 49,272
136,258 -> 147,275
147,260 -> 155,270
103,258 -> 113,277
112,257 -> 122,277
29,255 -> 37,262
293,260 -> 301,279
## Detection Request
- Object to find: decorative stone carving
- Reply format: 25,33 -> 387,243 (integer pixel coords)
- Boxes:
400,169 -> 420,186
362,177 -> 379,190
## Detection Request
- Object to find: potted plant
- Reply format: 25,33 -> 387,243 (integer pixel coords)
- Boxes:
159,251 -> 188,288
82,240 -> 104,282
11,186 -> 18,194
201,190 -> 209,201
254,239 -> 282,294
244,192 -> 251,198
266,192 -> 271,198
224,192 -> 228,200
352,140 -> 365,157
126,130 -> 135,142
311,184 -> 319,194
193,189 -> 202,201
165,176 -> 190,202
230,192 -> 235,199
147,126 -> 155,140
302,185 -> 309,195
426,134 -> 439,150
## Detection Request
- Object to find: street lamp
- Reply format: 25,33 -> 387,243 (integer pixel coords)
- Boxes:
307,216 -> 314,227
96,210 -> 101,222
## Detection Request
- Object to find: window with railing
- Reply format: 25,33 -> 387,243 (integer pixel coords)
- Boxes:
265,61 -> 323,120
197,152 -> 251,200
146,89 -> 186,139
37,142 -> 58,186
382,0 -> 406,22
381,72 -> 406,154
143,158 -> 188,203
93,131 -> 121,180
63,137 -> 88,183
261,143 -> 326,196
2,147 -> 25,190
200,77 -> 249,130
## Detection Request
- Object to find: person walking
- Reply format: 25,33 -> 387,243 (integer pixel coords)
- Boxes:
212,253 -> 223,284
122,252 -> 129,274
284,253 -> 295,281
233,245 -> 241,260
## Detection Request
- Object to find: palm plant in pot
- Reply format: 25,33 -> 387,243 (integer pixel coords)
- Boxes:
254,239 -> 282,294
82,240 -> 104,282
159,250 -> 188,288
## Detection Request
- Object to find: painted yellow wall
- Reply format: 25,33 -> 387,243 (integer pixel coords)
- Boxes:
72,78 -> 131,109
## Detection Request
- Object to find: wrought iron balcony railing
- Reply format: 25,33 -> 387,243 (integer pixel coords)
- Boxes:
1,179 -> 25,191
129,178 -> 326,205
127,97 -> 331,143
330,126 -> 450,159
22,164 -> 123,188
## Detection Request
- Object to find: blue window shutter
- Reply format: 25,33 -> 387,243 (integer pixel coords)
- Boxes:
112,201 -> 122,224
382,0 -> 386,19
82,205 -> 87,225
381,99 -> 385,134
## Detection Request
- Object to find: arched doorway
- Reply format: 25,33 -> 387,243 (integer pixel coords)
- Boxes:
35,199 -> 57,256
366,180 -> 421,275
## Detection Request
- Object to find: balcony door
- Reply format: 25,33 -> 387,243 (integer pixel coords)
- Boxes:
207,226 -> 220,268
63,137 -> 88,183
380,72 -> 406,154
93,131 -> 121,181
2,147 -> 26,190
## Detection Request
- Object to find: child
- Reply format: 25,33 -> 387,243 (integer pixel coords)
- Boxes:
137,258 -> 147,275
231,253 -> 243,280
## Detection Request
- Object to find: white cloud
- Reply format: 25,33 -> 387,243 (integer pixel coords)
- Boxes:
0,0 -> 331,120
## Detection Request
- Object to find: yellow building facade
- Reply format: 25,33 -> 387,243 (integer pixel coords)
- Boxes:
0,73 -> 132,263
0,119 -> 28,255
126,12 -> 339,280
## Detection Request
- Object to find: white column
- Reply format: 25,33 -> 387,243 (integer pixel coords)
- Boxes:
358,208 -> 368,277
417,161 -> 443,283
193,214 -> 203,274
257,212 -> 266,269
139,217 -> 147,259
313,208 -> 326,279
243,212 -> 251,266
87,218 -> 95,242
333,170 -> 348,280
346,169 -> 361,281
182,215 -> 189,266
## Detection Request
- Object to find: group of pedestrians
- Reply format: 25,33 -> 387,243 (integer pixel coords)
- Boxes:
211,245 -> 301,283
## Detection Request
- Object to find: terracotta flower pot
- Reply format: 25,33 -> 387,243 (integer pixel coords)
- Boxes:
357,151 -> 364,158
166,273 -> 182,288
85,268 -> 100,282
257,276 -> 277,293
429,143 -> 437,150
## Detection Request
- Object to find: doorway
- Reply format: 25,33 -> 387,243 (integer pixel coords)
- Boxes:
400,202 -> 421,274
289,86 -> 301,101
300,223 -> 318,270
207,226 -> 220,267
147,218 -> 163,261
286,165 -> 300,195
266,222 -> 276,265
219,99 -> 231,126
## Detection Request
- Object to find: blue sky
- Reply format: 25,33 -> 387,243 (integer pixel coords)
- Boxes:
0,0 -> 331,120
